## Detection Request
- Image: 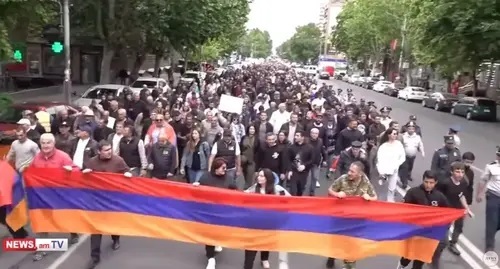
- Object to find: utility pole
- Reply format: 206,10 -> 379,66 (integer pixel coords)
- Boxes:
63,0 -> 72,104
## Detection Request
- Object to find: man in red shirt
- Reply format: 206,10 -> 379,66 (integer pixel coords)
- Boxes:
31,133 -> 79,261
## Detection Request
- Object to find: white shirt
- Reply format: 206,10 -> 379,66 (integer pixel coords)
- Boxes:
402,132 -> 424,157
311,98 -> 326,108
287,124 -> 297,142
376,140 -> 406,175
73,138 -> 90,169
381,117 -> 392,130
483,161 -> 500,196
270,110 -> 290,134
112,134 -> 123,155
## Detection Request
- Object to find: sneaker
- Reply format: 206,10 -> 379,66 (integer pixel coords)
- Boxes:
214,246 -> 223,252
206,258 -> 216,269
261,260 -> 270,268
396,263 -> 406,269
316,181 -> 321,188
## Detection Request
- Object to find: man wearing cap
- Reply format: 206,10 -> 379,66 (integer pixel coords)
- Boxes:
55,121 -> 75,155
17,118 -> 41,145
76,109 -> 98,135
430,136 -> 461,182
399,121 -> 425,189
334,140 -> 368,177
70,125 -> 99,170
379,106 -> 392,129
401,115 -> 422,137
475,146 -> 500,252
209,129 -> 242,185
448,125 -> 461,148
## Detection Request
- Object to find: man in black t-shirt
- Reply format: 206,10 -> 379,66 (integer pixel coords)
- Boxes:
436,162 -> 474,256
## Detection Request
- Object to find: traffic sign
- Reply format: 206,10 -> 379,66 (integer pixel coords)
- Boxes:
51,42 -> 63,53
13,50 -> 22,61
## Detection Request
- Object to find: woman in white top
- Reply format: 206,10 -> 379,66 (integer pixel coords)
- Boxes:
376,127 -> 406,202
244,168 -> 290,269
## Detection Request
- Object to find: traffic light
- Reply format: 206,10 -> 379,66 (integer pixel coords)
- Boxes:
51,41 -> 63,53
13,50 -> 23,62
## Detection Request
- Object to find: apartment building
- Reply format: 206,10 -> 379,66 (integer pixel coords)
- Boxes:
318,0 -> 345,54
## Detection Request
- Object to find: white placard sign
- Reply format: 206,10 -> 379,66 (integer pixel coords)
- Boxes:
218,94 -> 244,114
107,116 -> 116,129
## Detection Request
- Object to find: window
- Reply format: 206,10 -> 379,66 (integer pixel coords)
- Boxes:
131,80 -> 157,88
411,87 -> 425,92
477,100 -> 496,107
42,47 -> 65,75
184,73 -> 198,79
83,88 -> 118,99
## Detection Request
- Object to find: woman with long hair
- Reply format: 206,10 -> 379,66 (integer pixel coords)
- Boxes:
243,168 -> 290,269
376,127 -> 406,202
180,128 -> 210,183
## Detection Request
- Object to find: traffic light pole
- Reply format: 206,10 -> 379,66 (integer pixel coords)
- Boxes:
62,0 -> 71,104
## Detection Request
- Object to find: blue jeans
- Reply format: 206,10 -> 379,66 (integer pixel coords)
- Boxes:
188,169 -> 204,183
308,165 -> 320,196
226,168 -> 237,185
486,191 -> 500,251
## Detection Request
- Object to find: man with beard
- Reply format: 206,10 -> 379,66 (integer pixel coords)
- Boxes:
288,130 -> 314,196
335,118 -> 364,155
255,133 -> 289,185
305,112 -> 326,138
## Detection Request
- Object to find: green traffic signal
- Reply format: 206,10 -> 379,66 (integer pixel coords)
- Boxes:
13,50 -> 23,61
51,42 -> 63,53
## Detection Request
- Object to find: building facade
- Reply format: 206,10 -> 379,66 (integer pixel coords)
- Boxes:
318,0 -> 345,54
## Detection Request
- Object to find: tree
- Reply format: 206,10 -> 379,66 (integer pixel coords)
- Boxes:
239,28 -> 273,58
276,39 -> 293,60
0,1 -> 56,61
70,0 -> 249,83
408,0 -> 500,98
280,23 -> 321,64
330,0 -> 404,65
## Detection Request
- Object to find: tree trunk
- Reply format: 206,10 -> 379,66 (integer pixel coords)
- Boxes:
486,60 -> 494,90
154,54 -> 162,78
129,53 -> 146,81
99,45 -> 115,83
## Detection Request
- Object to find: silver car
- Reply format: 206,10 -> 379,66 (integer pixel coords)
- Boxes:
73,84 -> 128,107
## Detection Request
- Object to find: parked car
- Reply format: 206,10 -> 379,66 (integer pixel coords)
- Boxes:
348,74 -> 360,84
73,84 -> 128,107
373,81 -> 392,92
450,97 -> 497,121
342,74 -> 350,82
397,86 -> 427,101
422,92 -> 459,111
319,71 -> 330,80
363,76 -> 380,89
354,76 -> 365,86
0,102 -> 78,143
129,77 -> 170,93
383,84 -> 400,97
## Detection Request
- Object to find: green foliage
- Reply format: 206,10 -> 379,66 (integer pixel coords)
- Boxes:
330,0 -> 404,60
0,0 -> 56,61
408,0 -> 500,76
278,23 -> 321,64
239,28 -> 273,58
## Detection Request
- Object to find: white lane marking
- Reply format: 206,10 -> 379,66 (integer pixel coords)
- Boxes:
46,234 -> 89,269
396,185 -> 499,269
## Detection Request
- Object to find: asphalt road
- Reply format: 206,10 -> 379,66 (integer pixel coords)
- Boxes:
1,78 -> 496,269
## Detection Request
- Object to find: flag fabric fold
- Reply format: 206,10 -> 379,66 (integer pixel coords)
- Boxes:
0,161 -> 28,231
23,168 -> 463,262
